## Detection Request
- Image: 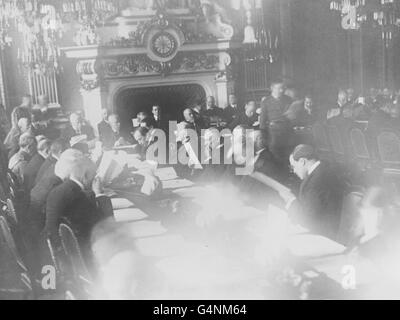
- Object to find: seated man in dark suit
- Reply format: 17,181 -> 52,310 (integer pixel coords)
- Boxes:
224,94 -> 241,125
100,114 -> 133,150
97,108 -> 110,142
23,138 -> 51,191
60,112 -> 95,147
229,101 -> 258,130
203,96 -> 226,126
35,139 -> 67,186
151,105 -> 170,133
31,148 -> 83,232
191,100 -> 208,129
285,94 -> 318,127
279,144 -> 346,240
178,108 -> 202,137
44,153 -> 111,254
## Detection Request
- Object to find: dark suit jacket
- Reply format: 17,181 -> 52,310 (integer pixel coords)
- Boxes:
285,100 -> 317,127
224,105 -> 241,124
99,126 -> 134,150
229,112 -> 258,130
35,155 -> 57,185
60,124 -> 95,145
152,114 -> 170,133
288,161 -> 345,240
23,153 -> 45,191
203,106 -> 225,124
45,179 -> 110,247
30,174 -> 63,230
97,120 -> 110,143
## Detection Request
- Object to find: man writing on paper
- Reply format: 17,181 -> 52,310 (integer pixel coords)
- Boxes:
100,114 -> 133,150
279,144 -> 346,240
61,112 -> 95,148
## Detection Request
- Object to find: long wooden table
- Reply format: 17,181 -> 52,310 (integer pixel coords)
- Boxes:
91,166 -> 395,300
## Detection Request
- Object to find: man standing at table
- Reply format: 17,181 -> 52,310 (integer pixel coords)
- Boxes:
279,144 -> 345,240
260,80 -> 293,165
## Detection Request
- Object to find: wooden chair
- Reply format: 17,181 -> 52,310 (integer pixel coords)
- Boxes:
376,130 -> 400,172
326,123 -> 347,163
0,216 -> 33,299
312,122 -> 332,160
347,125 -> 374,171
58,223 -> 93,298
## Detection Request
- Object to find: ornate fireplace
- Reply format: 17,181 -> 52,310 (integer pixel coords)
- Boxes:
59,2 -> 244,131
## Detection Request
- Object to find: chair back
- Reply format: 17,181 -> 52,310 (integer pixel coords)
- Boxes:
0,216 -> 27,272
5,198 -> 18,226
348,125 -> 373,170
312,122 -> 331,160
326,124 -> 346,163
6,170 -> 19,190
58,223 -> 91,284
0,216 -> 33,298
376,130 -> 400,169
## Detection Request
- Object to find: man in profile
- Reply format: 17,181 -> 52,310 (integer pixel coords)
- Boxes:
279,144 -> 345,240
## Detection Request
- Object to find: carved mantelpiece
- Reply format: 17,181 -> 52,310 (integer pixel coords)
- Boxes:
59,3 -> 243,128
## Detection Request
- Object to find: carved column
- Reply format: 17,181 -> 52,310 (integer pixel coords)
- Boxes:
215,51 -> 236,108
76,59 -> 104,134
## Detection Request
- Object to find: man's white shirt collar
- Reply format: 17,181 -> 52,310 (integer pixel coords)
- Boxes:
308,161 -> 321,176
70,178 -> 84,190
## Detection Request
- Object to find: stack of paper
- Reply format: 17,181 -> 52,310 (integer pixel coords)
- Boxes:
288,234 -> 346,258
155,167 -> 178,181
111,198 -> 135,210
134,234 -> 188,257
162,179 -> 194,190
121,221 -> 167,239
113,208 -> 148,222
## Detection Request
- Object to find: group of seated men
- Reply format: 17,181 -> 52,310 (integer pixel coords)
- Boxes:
2,84 -> 398,285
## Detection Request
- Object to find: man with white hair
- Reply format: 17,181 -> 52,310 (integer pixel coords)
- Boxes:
23,138 -> 51,191
9,133 -> 37,184
61,112 -> 95,147
45,152 -> 110,253
30,148 -> 84,231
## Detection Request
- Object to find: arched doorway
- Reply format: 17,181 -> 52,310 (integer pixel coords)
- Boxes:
114,83 -> 207,132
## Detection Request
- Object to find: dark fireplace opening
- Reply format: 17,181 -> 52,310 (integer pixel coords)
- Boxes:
115,84 -> 207,133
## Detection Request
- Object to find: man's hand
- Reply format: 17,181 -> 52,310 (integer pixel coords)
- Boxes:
92,176 -> 104,196
114,137 -> 127,147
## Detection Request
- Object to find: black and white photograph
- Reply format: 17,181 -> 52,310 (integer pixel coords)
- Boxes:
1,0 -> 400,303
